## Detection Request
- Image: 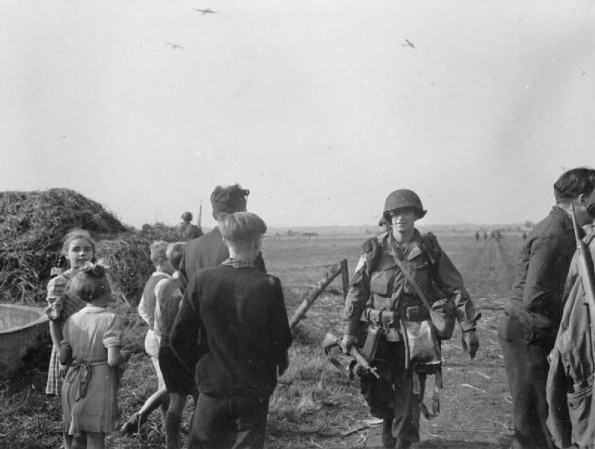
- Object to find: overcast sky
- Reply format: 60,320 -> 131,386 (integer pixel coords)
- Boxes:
1,0 -> 594,229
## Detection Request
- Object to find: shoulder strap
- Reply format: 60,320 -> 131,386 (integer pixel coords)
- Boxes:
388,238 -> 434,315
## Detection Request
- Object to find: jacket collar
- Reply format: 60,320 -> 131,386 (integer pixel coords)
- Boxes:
382,228 -> 424,261
551,205 -> 584,238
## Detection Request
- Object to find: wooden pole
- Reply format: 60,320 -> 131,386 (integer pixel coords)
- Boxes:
340,259 -> 349,299
289,261 -> 343,329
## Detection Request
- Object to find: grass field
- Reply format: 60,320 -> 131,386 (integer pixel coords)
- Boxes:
0,230 -> 524,448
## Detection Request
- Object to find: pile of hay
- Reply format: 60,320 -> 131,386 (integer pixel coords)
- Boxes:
98,224 -> 180,305
0,188 -> 179,305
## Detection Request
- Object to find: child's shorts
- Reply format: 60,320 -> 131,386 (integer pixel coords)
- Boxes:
159,345 -> 196,395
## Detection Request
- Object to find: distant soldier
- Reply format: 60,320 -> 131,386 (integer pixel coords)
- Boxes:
482,230 -> 487,241
341,189 -> 480,449
179,211 -> 203,240
499,167 -> 595,449
521,231 -> 527,241
474,231 -> 480,242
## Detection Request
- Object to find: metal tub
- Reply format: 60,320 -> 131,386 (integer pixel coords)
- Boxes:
0,304 -> 48,377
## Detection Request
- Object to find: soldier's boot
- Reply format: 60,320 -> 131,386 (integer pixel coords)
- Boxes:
381,419 -> 396,449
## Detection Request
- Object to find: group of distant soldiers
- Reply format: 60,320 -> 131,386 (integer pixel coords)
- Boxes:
473,228 -> 527,242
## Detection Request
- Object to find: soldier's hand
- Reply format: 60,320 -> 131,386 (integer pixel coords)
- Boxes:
462,330 -> 479,359
341,335 -> 358,354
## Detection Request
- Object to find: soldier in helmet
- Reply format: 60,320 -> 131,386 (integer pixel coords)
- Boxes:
179,211 -> 203,240
341,189 -> 480,449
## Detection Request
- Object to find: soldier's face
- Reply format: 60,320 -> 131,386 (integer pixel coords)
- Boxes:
389,208 -> 417,234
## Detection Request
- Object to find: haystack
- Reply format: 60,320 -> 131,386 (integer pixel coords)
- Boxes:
97,224 -> 181,305
0,189 -> 129,303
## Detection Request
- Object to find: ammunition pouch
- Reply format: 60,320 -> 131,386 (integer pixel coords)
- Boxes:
360,325 -> 382,361
362,308 -> 401,342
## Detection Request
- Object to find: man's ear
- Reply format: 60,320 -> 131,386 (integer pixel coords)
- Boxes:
578,193 -> 590,206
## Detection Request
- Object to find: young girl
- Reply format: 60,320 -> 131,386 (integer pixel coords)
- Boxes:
60,262 -> 128,449
45,229 -> 96,396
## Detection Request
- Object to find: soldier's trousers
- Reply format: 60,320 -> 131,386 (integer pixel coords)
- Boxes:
499,316 -> 556,449
361,339 -> 424,444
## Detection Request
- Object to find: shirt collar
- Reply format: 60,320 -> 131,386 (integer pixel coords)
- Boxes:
222,258 -> 255,269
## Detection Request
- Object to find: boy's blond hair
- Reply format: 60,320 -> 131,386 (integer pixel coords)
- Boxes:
166,242 -> 186,271
150,241 -> 169,266
219,212 -> 267,244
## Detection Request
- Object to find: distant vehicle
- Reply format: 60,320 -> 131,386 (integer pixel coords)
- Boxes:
194,8 -> 218,14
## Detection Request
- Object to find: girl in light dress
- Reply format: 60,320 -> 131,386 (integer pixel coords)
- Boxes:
60,262 -> 129,449
45,229 -> 96,395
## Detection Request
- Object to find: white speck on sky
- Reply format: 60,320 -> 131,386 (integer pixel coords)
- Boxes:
1,0 -> 594,229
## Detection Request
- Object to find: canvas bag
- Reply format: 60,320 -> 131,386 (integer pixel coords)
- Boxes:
389,239 -> 455,340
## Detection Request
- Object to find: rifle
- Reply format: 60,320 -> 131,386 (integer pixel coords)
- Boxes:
322,332 -> 381,380
197,201 -> 203,232
570,205 -> 595,337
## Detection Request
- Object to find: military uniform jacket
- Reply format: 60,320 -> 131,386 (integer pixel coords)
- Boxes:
546,230 -> 595,449
342,229 -> 478,339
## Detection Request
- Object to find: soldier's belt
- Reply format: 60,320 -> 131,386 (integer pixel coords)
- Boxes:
363,308 -> 396,328
363,305 -> 430,327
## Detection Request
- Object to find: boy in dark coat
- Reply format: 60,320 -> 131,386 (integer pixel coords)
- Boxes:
171,212 -> 292,449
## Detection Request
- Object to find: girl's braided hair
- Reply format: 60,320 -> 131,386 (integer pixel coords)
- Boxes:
67,261 -> 111,302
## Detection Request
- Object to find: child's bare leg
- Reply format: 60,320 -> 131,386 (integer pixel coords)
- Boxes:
63,432 -> 73,449
165,392 -> 187,449
86,431 -> 105,449
121,387 -> 169,434
139,387 -> 169,421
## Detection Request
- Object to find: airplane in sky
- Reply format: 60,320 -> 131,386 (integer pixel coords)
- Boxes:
402,39 -> 415,49
193,8 -> 218,15
166,42 -> 185,50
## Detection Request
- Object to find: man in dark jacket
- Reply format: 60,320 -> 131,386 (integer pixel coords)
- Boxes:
171,212 -> 292,449
499,167 -> 595,449
178,184 -> 266,293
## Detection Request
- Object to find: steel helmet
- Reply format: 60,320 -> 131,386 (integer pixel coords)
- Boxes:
383,189 -> 427,220
181,211 -> 193,222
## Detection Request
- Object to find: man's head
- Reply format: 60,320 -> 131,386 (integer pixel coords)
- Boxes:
219,212 -> 267,256
150,241 -> 174,274
210,184 -> 250,220
382,189 -> 427,222
166,242 -> 187,272
181,211 -> 193,223
554,167 -> 595,226
587,188 -> 595,220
